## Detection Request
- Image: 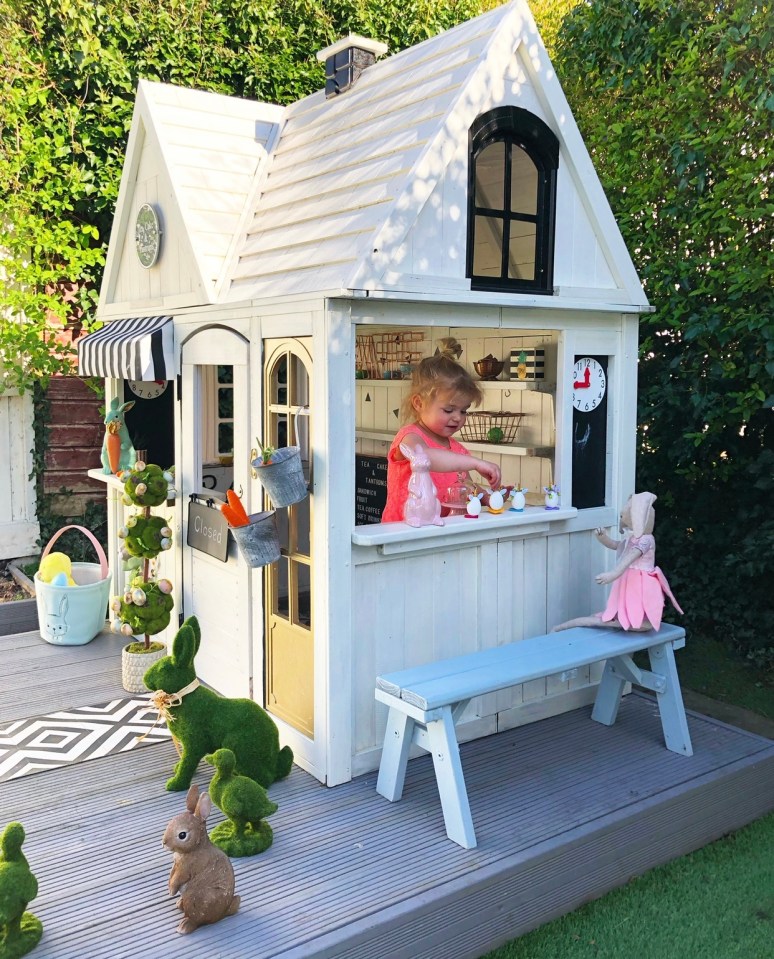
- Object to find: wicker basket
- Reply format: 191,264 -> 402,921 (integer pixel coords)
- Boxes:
459,411 -> 524,444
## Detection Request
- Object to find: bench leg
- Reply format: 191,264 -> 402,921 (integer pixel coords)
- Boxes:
591,659 -> 627,726
426,706 -> 477,849
649,642 -> 693,756
376,708 -> 415,802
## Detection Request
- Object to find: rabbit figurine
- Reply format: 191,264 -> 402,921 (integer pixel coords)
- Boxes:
163,785 -> 240,935
399,442 -> 444,528
466,491 -> 484,518
101,397 -> 137,474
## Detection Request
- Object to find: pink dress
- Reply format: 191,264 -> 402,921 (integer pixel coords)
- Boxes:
601,534 -> 683,631
381,424 -> 471,523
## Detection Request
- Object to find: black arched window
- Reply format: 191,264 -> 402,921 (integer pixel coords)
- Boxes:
467,107 -> 559,294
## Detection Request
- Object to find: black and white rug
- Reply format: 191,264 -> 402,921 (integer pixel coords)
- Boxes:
0,699 -> 171,782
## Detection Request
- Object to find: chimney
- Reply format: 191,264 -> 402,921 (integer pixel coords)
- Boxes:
316,34 -> 388,99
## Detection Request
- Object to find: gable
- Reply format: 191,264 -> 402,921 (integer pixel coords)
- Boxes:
100,82 -> 283,315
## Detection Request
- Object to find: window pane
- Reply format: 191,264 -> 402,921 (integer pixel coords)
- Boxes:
510,147 -> 538,215
217,365 -> 233,385
475,142 -> 505,210
473,215 -> 504,277
218,422 -> 233,454
293,561 -> 311,628
507,221 -> 536,281
218,387 -> 233,418
293,497 -> 311,556
275,555 -> 289,620
273,355 -> 288,405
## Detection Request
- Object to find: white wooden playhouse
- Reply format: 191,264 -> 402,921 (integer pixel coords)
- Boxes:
78,1 -> 651,786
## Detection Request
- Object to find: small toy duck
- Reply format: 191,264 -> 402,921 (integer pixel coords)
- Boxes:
38,552 -> 75,586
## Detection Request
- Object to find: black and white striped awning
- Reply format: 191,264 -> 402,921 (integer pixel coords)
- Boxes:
77,315 -> 175,380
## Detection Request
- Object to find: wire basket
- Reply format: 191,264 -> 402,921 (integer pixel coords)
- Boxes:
459,411 -> 524,444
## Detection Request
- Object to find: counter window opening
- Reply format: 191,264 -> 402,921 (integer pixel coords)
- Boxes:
467,107 -> 559,294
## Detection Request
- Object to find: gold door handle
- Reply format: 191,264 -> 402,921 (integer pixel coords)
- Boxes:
250,448 -> 258,479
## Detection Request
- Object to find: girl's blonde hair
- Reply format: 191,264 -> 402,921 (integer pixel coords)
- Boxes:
401,347 -> 483,423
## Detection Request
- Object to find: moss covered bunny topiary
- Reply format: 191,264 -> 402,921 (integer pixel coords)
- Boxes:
144,616 -> 294,792
0,822 -> 42,959
205,749 -> 277,857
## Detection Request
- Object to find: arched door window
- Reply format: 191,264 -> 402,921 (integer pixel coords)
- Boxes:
467,107 -> 559,293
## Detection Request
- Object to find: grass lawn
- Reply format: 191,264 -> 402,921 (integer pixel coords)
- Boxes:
481,808 -> 774,959
481,634 -> 774,959
678,633 -> 774,721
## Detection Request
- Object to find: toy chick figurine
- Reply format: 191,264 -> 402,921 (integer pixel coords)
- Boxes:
552,492 -> 683,632
38,552 -> 76,587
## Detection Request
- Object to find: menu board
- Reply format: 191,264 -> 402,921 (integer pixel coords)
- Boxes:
355,454 -> 388,525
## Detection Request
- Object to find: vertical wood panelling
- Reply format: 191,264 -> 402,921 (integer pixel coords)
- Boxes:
0,396 -> 11,524
42,377 -> 104,517
353,526 -> 606,769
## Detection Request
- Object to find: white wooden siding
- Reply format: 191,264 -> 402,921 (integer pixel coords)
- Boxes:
0,386 -> 38,559
350,526 -> 609,775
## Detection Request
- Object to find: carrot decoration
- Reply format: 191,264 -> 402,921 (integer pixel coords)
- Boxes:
220,490 -> 250,528
226,489 -> 250,526
105,421 -> 121,474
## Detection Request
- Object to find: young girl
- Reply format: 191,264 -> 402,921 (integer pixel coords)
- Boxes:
381,352 -> 502,523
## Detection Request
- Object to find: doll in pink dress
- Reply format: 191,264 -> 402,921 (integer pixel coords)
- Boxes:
552,492 -> 683,632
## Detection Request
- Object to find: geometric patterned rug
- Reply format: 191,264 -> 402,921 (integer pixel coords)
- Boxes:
0,699 -> 172,782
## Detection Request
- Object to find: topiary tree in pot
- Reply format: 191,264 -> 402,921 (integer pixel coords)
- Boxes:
109,461 -> 176,693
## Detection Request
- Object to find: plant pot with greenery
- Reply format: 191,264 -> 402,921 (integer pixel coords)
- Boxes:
251,436 -> 308,509
109,461 -> 176,693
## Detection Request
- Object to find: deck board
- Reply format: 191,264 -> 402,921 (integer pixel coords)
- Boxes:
1,627 -> 773,958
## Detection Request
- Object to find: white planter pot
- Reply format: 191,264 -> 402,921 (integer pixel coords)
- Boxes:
121,643 -> 166,693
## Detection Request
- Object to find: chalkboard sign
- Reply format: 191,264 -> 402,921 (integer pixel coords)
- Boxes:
355,454 -> 388,525
571,355 -> 609,510
187,498 -> 229,562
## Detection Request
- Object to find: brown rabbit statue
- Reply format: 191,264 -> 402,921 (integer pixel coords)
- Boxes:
162,784 -> 240,934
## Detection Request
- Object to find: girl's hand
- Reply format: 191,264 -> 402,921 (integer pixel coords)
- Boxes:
473,460 -> 501,490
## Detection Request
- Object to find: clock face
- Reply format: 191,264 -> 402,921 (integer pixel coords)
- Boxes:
127,379 -> 168,400
135,203 -> 162,268
572,357 -> 607,412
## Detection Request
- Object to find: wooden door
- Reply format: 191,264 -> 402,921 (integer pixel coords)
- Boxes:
180,327 -> 252,698
262,340 -> 314,737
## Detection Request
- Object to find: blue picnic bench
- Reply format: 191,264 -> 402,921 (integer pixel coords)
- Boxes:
375,623 -> 692,848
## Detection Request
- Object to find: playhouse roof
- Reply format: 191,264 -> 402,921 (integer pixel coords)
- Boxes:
102,1 -> 648,313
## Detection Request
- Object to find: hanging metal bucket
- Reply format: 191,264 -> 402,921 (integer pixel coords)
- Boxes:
252,411 -> 310,509
252,447 -> 308,508
231,511 -> 281,568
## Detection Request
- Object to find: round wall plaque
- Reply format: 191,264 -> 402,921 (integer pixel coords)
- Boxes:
135,203 -> 162,269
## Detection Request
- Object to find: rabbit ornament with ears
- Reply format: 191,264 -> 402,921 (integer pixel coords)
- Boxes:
163,785 -> 240,935
101,397 -> 137,475
399,442 -> 444,528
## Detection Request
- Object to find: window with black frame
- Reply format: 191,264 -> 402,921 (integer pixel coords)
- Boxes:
467,107 -> 559,294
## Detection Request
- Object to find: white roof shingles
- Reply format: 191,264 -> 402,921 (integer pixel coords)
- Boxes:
224,3 -> 511,300
139,80 -> 284,298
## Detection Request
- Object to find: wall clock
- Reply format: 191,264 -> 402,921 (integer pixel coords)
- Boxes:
127,379 -> 169,400
135,203 -> 162,269
572,357 -> 607,412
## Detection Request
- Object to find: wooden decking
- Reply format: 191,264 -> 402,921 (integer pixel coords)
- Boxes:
2,626 -> 774,959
